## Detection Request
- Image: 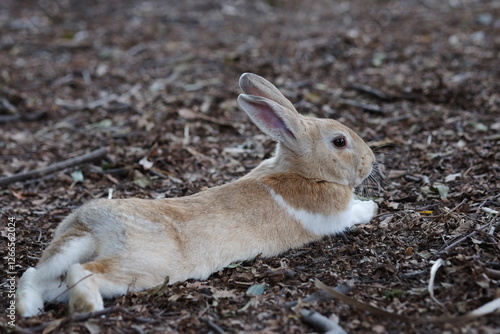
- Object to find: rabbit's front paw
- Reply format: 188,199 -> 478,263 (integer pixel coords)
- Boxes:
351,200 -> 378,226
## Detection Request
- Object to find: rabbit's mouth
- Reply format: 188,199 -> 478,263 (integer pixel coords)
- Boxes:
357,162 -> 387,198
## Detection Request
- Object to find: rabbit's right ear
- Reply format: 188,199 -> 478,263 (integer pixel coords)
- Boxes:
239,73 -> 297,113
237,94 -> 299,146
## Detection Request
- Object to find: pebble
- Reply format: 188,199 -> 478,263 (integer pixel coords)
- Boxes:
476,13 -> 493,26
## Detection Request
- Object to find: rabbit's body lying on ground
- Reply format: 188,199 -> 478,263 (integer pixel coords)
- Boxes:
16,73 -> 378,317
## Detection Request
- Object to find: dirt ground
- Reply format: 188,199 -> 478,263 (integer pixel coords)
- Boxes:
1,0 -> 499,333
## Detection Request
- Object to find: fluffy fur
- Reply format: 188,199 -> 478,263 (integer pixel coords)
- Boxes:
16,73 -> 377,317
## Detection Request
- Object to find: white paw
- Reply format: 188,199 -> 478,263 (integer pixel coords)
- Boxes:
351,200 -> 378,225
17,290 -> 44,317
17,268 -> 44,317
69,288 -> 104,314
67,264 -> 104,314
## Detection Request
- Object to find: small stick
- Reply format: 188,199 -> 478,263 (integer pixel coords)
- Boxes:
437,230 -> 478,255
15,306 -> 159,333
437,213 -> 499,255
282,283 -> 352,309
349,83 -> 396,101
46,274 -> 94,306
401,270 -> 428,278
67,306 -> 123,322
0,114 -> 21,123
15,306 -> 123,334
300,309 -> 347,334
0,147 -> 108,187
424,199 -> 468,218
201,318 -> 226,334
336,98 -> 385,114
315,279 -> 500,325
315,279 -> 410,323
482,207 -> 499,215
441,198 -> 467,218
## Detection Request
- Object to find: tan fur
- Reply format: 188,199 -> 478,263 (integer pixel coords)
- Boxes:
261,173 -> 352,215
39,222 -> 91,262
16,73 -> 377,317
82,261 -> 110,274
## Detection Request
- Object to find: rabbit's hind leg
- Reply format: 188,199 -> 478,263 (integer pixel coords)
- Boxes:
66,259 -> 136,314
16,234 -> 96,317
16,267 -> 45,317
66,262 -> 104,313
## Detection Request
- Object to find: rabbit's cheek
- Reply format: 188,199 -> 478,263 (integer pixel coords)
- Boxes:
359,154 -> 374,178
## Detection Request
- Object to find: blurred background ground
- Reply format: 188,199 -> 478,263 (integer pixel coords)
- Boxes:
1,0 -> 499,333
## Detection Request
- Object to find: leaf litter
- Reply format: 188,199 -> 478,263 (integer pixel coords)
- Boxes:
1,0 -> 499,333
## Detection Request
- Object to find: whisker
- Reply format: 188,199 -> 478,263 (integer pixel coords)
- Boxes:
358,162 -> 389,198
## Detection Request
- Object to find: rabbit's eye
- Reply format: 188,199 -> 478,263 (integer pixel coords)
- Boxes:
333,136 -> 347,148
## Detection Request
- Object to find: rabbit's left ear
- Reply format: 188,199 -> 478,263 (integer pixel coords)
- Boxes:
239,73 -> 297,113
237,94 -> 299,145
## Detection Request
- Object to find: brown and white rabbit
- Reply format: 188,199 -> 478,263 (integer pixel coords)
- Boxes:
16,73 -> 378,317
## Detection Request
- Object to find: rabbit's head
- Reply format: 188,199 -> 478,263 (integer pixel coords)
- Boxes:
238,73 -> 375,188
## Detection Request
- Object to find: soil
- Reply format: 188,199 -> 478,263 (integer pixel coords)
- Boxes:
1,0 -> 499,333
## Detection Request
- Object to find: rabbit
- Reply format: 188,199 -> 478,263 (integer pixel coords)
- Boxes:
16,73 -> 378,317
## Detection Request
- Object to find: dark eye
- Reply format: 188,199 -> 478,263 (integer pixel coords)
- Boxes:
333,136 -> 347,148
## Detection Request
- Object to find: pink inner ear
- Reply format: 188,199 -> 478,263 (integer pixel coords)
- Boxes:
257,106 -> 296,139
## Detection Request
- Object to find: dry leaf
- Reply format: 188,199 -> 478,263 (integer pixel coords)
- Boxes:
212,288 -> 237,299
42,318 -> 64,334
178,108 -> 198,120
139,156 -> 153,170
84,320 -> 102,334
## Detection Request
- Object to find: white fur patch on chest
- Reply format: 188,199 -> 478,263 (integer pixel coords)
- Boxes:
264,186 -> 355,236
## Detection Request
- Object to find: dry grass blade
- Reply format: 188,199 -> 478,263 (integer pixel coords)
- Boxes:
428,259 -> 445,309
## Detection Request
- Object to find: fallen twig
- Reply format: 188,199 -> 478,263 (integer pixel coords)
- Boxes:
481,207 -> 499,215
0,110 -> 47,124
0,147 -> 108,187
349,83 -> 396,101
315,279 -> 500,325
440,198 -> 468,218
485,268 -> 500,280
178,108 -> 237,129
201,318 -> 226,334
0,97 -> 17,113
14,306 -> 123,334
437,213 -> 499,255
15,306 -> 160,334
55,95 -> 118,111
46,274 -> 94,307
300,309 -> 347,334
0,114 -> 20,123
401,269 -> 428,278
315,279 -> 410,323
437,230 -> 479,255
336,98 -> 385,114
282,283 -> 353,309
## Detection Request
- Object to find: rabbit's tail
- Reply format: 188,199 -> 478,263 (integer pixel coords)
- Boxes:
16,231 -> 96,317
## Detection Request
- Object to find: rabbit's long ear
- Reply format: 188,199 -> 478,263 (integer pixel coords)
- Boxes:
238,94 -> 299,145
239,73 -> 297,113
